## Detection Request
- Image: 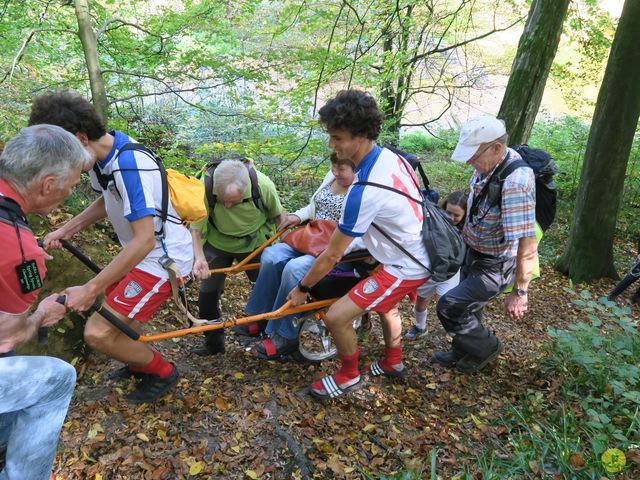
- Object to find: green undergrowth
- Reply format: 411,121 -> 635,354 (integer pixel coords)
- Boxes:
470,290 -> 640,479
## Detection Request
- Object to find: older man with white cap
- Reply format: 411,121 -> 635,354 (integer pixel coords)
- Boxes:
433,116 -> 538,373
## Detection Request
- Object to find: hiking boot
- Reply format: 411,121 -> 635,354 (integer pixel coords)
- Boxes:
193,331 -> 225,357
405,324 -> 427,341
105,366 -> 147,382
126,365 -> 179,405
456,339 -> 503,373
431,349 -> 466,367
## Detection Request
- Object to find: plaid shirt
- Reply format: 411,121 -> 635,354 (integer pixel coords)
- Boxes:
463,148 -> 536,257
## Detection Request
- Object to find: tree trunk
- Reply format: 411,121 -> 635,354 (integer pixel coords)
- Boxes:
378,5 -> 413,146
75,0 -> 109,122
498,0 -> 570,145
556,0 -> 640,283
380,32 -> 400,144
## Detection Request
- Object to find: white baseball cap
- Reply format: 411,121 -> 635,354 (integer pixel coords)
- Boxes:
451,116 -> 507,162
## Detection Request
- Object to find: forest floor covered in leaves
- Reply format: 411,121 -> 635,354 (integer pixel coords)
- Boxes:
47,254 -> 640,479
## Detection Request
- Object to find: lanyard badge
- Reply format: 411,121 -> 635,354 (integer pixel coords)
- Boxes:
16,259 -> 43,293
9,208 -> 43,293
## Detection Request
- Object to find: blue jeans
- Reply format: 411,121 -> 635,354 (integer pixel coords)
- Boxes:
245,243 -> 315,340
0,356 -> 76,480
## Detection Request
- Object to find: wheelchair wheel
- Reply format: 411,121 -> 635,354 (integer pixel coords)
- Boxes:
297,312 -> 371,363
297,311 -> 337,363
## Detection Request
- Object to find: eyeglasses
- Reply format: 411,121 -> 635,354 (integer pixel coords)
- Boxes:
467,142 -> 496,164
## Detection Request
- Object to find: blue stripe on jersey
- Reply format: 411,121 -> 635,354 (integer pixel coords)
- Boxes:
340,145 -> 382,236
118,150 -> 155,221
99,130 -> 127,169
98,131 -> 156,221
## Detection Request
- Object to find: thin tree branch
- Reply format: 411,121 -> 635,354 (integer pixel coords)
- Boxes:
407,16 -> 523,65
97,18 -> 164,40
0,28 -> 76,85
96,18 -> 166,54
288,1 -> 347,166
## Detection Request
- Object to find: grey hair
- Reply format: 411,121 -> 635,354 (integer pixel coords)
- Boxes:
213,160 -> 250,197
0,124 -> 91,193
495,133 -> 509,146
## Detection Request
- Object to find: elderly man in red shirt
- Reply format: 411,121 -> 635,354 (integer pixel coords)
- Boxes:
0,124 -> 89,480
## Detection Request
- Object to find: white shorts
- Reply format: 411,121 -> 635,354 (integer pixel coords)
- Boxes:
416,270 -> 460,299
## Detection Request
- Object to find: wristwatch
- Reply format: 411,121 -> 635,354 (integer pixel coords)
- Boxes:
297,281 -> 312,293
515,288 -> 528,297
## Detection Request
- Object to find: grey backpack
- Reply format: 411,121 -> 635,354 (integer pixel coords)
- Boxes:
355,157 -> 465,282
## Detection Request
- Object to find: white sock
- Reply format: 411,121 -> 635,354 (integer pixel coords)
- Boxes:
414,306 -> 428,330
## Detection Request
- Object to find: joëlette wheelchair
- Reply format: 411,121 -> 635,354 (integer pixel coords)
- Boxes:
52,230 -> 376,362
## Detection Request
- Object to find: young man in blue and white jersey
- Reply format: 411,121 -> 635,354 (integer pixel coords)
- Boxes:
29,90 -> 193,404
287,90 -> 433,399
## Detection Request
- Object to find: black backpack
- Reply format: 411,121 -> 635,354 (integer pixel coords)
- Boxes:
0,195 -> 29,230
0,195 -> 37,284
354,152 -> 465,283
469,145 -> 558,232
384,145 -> 440,204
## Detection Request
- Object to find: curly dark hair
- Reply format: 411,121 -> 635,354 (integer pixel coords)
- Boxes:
318,90 -> 383,140
28,90 -> 106,140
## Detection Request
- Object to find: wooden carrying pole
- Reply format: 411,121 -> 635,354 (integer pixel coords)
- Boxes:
138,298 -> 337,342
208,228 -> 286,275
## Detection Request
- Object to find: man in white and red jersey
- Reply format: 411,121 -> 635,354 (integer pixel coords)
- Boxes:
287,90 -> 433,399
29,90 -> 193,404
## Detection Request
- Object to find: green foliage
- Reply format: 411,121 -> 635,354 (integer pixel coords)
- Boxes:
528,115 -> 591,197
360,448 -> 439,480
552,1 -> 616,115
399,130 -> 458,157
546,291 -> 639,434
473,290 -> 640,478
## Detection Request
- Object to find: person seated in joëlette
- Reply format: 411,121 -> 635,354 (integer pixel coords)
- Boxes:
246,153 -> 365,359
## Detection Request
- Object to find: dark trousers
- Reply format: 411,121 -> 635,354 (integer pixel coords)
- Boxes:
436,248 -> 516,358
199,243 -> 261,346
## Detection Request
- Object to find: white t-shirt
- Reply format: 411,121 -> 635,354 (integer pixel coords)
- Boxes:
89,131 -> 193,279
339,146 -> 430,280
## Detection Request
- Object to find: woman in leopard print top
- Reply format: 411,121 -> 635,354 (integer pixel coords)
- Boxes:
245,154 -> 359,359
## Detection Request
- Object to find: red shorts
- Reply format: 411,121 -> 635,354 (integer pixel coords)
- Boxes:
105,269 -> 172,322
348,268 -> 427,313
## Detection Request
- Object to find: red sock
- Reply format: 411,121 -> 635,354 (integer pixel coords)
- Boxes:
380,346 -> 403,371
129,350 -> 173,378
333,348 -> 361,385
